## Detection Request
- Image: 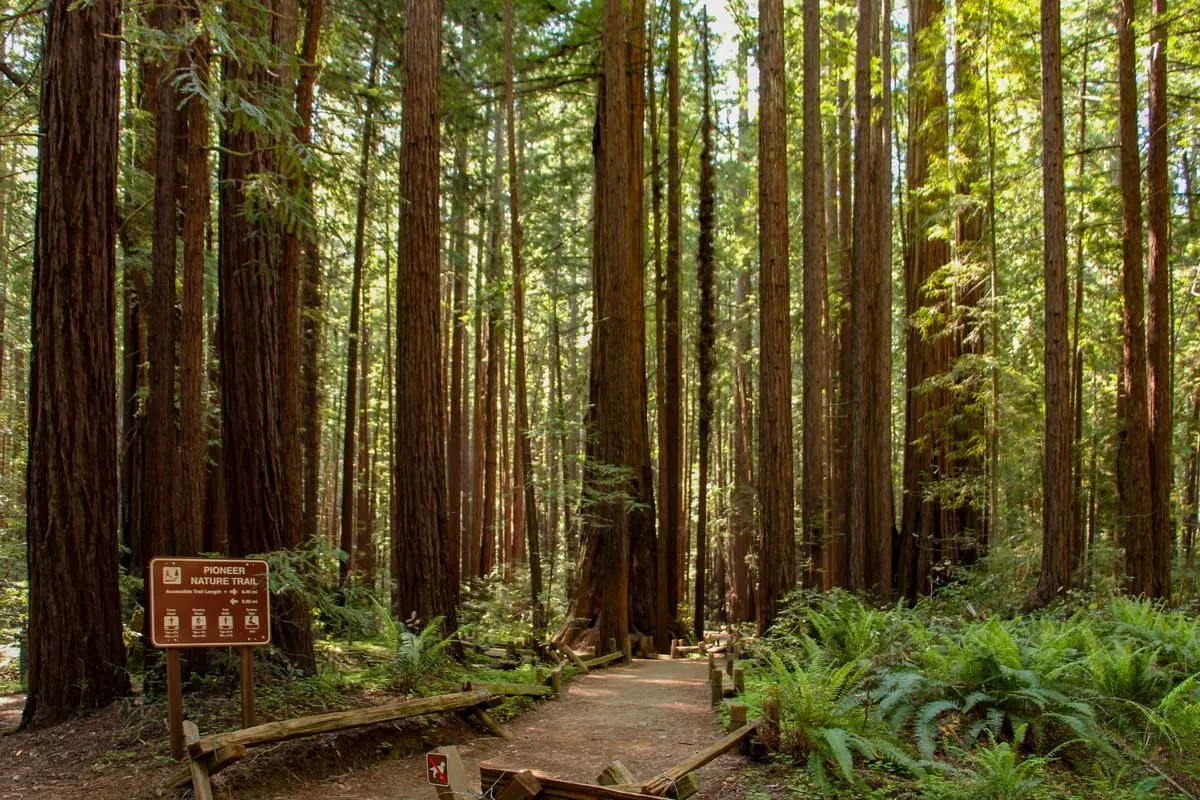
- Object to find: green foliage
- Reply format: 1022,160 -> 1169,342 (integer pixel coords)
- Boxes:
378,614 -> 454,695
948,727 -> 1051,800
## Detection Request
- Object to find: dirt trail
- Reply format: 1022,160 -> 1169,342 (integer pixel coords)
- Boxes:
239,658 -> 752,799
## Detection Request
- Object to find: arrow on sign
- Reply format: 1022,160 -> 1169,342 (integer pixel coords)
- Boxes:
427,752 -> 449,786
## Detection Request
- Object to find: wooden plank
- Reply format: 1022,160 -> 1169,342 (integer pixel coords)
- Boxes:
472,707 -> 513,739
496,770 -> 542,800
240,646 -> 256,729
558,643 -> 589,671
188,690 -> 493,759
464,680 -> 553,697
583,651 -> 623,669
164,743 -> 249,789
481,765 -> 651,799
167,650 -> 184,760
182,720 -> 214,800
641,722 -> 760,797
596,760 -> 636,786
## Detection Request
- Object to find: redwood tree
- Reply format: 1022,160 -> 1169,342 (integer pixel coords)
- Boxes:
757,0 -> 796,631
24,0 -> 129,725
391,0 -> 458,631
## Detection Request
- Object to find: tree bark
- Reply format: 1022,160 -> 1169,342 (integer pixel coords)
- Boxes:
663,0 -> 683,633
24,0 -> 129,725
391,0 -> 457,633
340,36 -> 380,584
801,0 -> 830,590
1032,0 -> 1073,606
1146,0 -> 1172,599
505,0 -> 545,634
757,0 -> 796,630
694,14 -> 715,640
219,0 -> 314,672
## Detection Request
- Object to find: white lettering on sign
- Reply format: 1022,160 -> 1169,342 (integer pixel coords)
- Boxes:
203,565 -> 246,575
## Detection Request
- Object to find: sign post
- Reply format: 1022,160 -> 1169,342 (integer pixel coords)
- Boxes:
149,557 -> 271,758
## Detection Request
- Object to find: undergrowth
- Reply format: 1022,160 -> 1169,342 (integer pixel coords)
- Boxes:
740,580 -> 1200,799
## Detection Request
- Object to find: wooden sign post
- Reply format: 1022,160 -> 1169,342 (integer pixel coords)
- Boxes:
149,557 -> 271,758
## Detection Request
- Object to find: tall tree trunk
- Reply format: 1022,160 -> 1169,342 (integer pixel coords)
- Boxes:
481,105 -> 503,580
1115,0 -> 1154,597
391,0 -> 457,633
802,0 -> 829,589
757,0 -> 796,630
298,0 -> 326,548
145,0 -> 181,568
505,0 -> 546,633
447,85 -> 470,605
340,38 -> 380,584
219,0 -> 314,672
565,0 -> 655,652
694,14 -> 715,640
179,16 -> 210,558
1145,0 -> 1172,599
847,0 -> 894,601
663,0 -> 683,636
899,0 -> 952,599
1033,0 -> 1073,606
1070,36 -> 1089,574
25,0 -> 129,725
729,38 -> 756,623
356,320 -> 373,585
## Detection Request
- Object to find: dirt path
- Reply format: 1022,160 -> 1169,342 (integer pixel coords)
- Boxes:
233,658 -> 753,799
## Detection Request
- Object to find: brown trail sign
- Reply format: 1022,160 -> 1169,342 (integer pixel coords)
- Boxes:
149,557 -> 270,759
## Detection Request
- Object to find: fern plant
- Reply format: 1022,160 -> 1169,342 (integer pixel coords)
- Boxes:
759,645 -> 923,792
376,610 -> 454,694
952,725 -> 1052,800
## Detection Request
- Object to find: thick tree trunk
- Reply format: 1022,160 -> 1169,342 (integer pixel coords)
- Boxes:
757,0 -> 796,630
25,0 -> 129,725
219,0 -> 314,672
179,19 -> 210,559
1033,0 -> 1073,606
391,0 -> 457,632
1115,0 -> 1154,597
801,0 -> 829,590
899,0 -> 952,600
565,0 -> 655,652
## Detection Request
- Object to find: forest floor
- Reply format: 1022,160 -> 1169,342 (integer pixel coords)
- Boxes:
0,657 -> 769,799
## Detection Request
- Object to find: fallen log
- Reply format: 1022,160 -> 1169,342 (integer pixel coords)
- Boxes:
641,721 -> 760,797
583,651 -> 623,669
182,721 -> 213,800
464,680 -> 554,697
556,643 -> 589,671
187,690 -> 493,760
481,765 -> 650,799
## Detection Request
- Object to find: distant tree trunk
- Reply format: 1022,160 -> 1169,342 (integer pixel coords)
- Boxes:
467,139 -> 490,584
145,0 -> 182,569
1182,150 -> 1197,596
340,39 -> 380,584
828,0 -> 852,590
565,0 -> 655,652
757,0 -> 796,630
219,0 -> 314,672
1070,37 -> 1089,573
447,95 -> 470,604
694,14 -> 715,640
649,7 -> 670,651
24,0 -> 129,726
481,105 -> 503,580
505,0 -> 545,633
1032,0 -> 1073,606
298,0 -> 326,548
729,39 -> 756,623
355,320 -> 373,585
899,0 -> 952,599
179,18 -> 210,558
1115,0 -> 1154,597
391,0 -> 457,633
801,0 -> 829,589
1145,0 -> 1172,599
847,0 -> 894,601
663,0 -> 683,634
